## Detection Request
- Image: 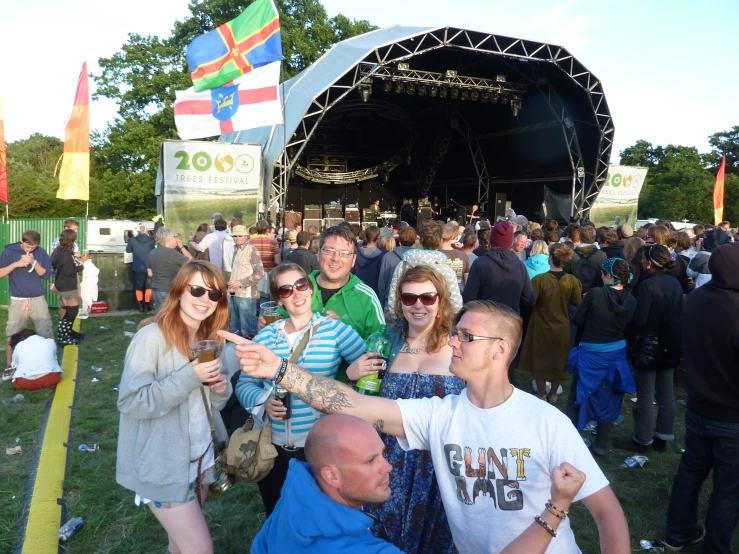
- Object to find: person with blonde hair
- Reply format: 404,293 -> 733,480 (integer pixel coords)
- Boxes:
359,265 -> 464,552
117,260 -> 232,554
524,240 -> 550,280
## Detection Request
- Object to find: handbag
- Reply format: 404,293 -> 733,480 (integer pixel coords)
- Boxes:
221,321 -> 321,484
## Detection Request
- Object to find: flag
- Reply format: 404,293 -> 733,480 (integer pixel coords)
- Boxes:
174,61 -> 282,140
714,155 -> 725,225
187,0 -> 282,92
0,94 -> 7,204
57,63 -> 90,201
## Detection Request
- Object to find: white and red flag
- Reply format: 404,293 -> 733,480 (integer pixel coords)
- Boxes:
174,60 -> 282,140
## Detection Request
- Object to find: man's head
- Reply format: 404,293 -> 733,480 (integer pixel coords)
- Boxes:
305,415 -> 392,509
255,219 -> 270,235
155,227 -> 178,248
389,220 -> 401,236
462,232 -> 477,252
364,225 -> 380,245
441,224 -> 456,245
512,231 -> 528,253
421,220 -> 442,250
214,219 -> 228,232
296,231 -> 311,248
398,225 -> 417,247
603,229 -> 619,246
579,225 -> 596,245
618,224 -> 634,239
319,226 -> 357,285
286,230 -> 298,245
231,225 -> 249,246
63,217 -> 80,233
448,301 -> 523,382
490,222 -> 514,249
20,230 -> 41,252
720,221 -> 731,232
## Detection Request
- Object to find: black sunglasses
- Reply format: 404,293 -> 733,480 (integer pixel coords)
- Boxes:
187,284 -> 223,302
400,292 -> 439,306
277,277 -> 312,299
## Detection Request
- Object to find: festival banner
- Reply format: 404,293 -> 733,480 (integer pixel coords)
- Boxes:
57,63 -> 90,201
174,61 -> 282,140
161,140 -> 262,237
0,94 -> 8,204
590,165 -> 649,227
714,155 -> 725,225
187,0 -> 282,92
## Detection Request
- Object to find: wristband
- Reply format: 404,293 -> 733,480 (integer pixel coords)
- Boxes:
273,358 -> 288,384
534,515 -> 557,537
546,499 -> 568,518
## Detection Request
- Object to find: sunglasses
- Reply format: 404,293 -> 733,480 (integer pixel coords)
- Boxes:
277,277 -> 312,299
400,292 -> 439,306
187,284 -> 223,302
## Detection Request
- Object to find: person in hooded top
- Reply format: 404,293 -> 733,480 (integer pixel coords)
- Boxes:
687,226 -> 731,288
377,226 -> 418,306
599,230 -> 626,260
567,258 -> 637,457
524,240 -> 551,280
353,225 -> 386,299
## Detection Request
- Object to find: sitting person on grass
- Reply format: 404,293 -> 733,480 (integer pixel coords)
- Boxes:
7,329 -> 63,390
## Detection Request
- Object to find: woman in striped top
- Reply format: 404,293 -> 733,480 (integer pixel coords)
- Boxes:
235,262 -> 367,516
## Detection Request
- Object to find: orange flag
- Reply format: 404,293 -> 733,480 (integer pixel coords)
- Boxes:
714,155 -> 726,226
57,63 -> 90,201
0,94 -> 7,204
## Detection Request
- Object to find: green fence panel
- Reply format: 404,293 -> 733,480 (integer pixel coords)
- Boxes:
0,218 -> 88,308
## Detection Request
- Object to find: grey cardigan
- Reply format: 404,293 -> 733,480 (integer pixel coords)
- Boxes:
116,324 -> 232,502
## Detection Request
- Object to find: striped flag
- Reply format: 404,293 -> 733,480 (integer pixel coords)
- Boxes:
174,60 -> 282,140
187,0 -> 282,92
57,63 -> 90,201
714,155 -> 726,225
0,93 -> 7,204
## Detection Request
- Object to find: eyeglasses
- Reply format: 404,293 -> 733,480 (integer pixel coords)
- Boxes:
321,247 -> 355,258
400,292 -> 439,306
187,284 -> 223,302
449,328 -> 505,343
277,277 -> 313,299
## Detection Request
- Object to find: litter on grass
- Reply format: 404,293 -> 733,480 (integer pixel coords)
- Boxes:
124,320 -> 136,325
623,456 -> 649,468
123,331 -> 135,338
91,366 -> 103,372
78,444 -> 99,452
6,445 -> 22,455
91,378 -> 99,383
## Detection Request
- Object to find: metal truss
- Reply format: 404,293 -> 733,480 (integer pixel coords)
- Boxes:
269,26 -> 613,220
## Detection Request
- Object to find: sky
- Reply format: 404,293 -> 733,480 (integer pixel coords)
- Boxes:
1,0 -> 738,162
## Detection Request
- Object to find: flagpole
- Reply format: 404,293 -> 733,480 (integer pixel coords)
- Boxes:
280,60 -> 287,234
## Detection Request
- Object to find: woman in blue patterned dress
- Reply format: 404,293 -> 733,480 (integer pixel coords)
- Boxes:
354,264 -> 464,553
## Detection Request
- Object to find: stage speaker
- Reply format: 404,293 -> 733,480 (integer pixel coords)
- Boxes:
303,218 -> 323,232
324,205 -> 343,219
282,211 -> 301,229
345,208 -> 360,222
325,218 -> 344,228
417,206 -> 432,226
363,209 -> 378,224
304,205 -> 322,220
494,193 -> 507,220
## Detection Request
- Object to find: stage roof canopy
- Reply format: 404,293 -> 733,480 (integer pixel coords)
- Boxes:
221,25 -> 614,221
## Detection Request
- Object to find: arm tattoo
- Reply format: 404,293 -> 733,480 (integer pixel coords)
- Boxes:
373,419 -> 385,433
285,363 -> 355,414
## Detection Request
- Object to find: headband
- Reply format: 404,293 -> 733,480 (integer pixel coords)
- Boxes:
601,257 -> 633,285
647,245 -> 664,268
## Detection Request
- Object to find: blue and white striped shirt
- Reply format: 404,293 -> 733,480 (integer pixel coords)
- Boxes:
235,313 -> 365,447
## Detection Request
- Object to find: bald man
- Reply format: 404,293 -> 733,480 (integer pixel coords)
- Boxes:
223,300 -> 627,554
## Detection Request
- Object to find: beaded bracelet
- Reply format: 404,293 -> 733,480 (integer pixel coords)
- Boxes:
546,500 -> 568,519
273,358 -> 288,384
534,515 -> 557,537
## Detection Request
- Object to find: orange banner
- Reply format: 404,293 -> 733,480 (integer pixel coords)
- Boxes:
57,63 -> 90,201
714,155 -> 725,226
0,94 -> 7,204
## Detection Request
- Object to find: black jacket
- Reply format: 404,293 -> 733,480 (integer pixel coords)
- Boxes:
600,244 -> 626,259
126,233 -> 155,273
574,286 -> 636,344
631,246 -> 689,295
51,249 -> 80,293
683,244 -> 739,422
462,248 -> 534,315
352,246 -> 386,298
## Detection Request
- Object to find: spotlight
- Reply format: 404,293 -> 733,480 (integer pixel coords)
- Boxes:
496,75 -> 507,82
501,94 -> 509,105
445,70 -> 457,78
398,62 -> 410,71
450,88 -> 459,99
461,89 -> 469,101
418,85 -> 426,96
429,85 -> 438,97
359,85 -> 372,103
407,83 -> 416,95
383,80 -> 393,93
439,86 -> 448,99
481,91 -> 490,103
396,82 -> 405,93
491,93 -> 500,104
470,90 -> 479,102
511,99 -> 522,116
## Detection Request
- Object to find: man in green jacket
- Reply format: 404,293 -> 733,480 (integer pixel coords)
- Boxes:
273,226 -> 385,381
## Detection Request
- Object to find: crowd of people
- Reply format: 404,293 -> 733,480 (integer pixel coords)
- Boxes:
2,211 -> 738,553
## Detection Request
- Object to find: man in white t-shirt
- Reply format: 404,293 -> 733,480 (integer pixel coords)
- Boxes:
223,300 -> 630,554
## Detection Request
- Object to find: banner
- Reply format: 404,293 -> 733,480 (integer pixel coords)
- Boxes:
161,141 -> 262,237
714,155 -> 725,225
57,63 -> 90,201
0,94 -> 7,204
590,165 -> 649,227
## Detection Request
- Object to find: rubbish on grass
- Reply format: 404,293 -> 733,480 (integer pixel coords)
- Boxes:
78,444 -> 99,452
677,399 -> 687,407
2,394 -> 25,405
99,325 -> 110,330
113,385 -> 119,392
124,320 -> 136,325
91,378 -> 99,383
678,448 -> 686,454
631,397 -> 657,405
123,331 -> 135,338
623,455 -> 649,468
531,380 -> 563,395
58,517 -> 85,541
91,366 -> 103,373
640,538 -> 667,552
6,445 -> 22,455
614,415 -> 625,425
15,437 -> 20,443
0,345 -> 5,351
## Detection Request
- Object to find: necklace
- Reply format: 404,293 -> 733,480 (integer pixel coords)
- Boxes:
399,344 -> 420,354
188,347 -> 198,361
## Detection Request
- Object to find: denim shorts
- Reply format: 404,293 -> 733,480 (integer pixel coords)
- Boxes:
135,465 -> 219,509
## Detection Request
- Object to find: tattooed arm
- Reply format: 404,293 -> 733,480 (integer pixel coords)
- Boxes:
218,331 -> 406,438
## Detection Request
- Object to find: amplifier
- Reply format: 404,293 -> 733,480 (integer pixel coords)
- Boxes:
324,207 -> 343,219
303,218 -> 323,232
363,209 -> 378,224
324,218 -> 344,228
417,206 -> 433,226
345,208 -> 360,222
304,205 -> 322,220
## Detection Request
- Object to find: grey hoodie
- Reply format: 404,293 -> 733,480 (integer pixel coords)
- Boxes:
377,246 -> 414,305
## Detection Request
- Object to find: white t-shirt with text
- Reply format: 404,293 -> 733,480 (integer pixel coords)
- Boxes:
396,386 -> 609,553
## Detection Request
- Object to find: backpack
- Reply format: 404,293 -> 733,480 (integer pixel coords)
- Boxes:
572,256 -> 601,291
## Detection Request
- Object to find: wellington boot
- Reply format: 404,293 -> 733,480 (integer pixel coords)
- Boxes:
137,301 -> 145,312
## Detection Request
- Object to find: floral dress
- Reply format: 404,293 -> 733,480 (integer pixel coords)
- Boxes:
364,329 -> 464,553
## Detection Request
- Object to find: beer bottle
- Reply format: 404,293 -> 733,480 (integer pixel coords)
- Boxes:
355,326 -> 392,396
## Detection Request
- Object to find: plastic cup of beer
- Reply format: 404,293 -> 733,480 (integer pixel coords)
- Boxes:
260,301 -> 282,325
197,340 -> 221,363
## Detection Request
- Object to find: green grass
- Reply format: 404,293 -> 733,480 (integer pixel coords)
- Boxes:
165,197 -> 258,239
1,307 -> 735,552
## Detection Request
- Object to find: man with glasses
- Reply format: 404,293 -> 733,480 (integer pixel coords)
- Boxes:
226,225 -> 264,338
1,230 -> 54,369
227,300 -> 630,553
